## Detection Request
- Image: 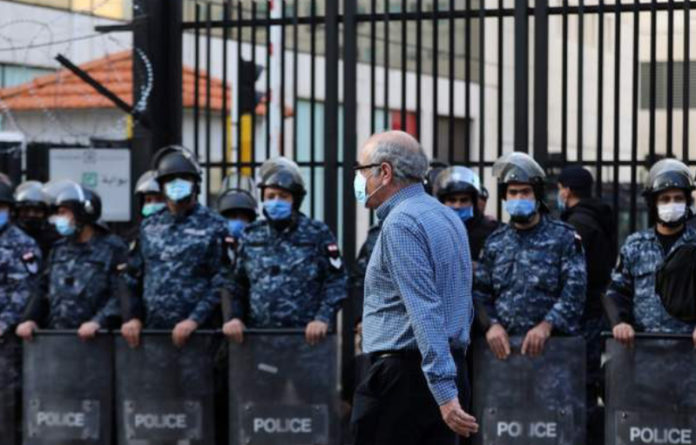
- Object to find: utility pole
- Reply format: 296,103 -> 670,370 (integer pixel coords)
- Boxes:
131,0 -> 183,212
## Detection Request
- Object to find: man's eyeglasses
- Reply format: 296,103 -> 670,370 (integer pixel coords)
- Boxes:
353,163 -> 381,172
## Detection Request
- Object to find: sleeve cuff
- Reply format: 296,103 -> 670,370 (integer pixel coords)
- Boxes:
189,311 -> 206,325
431,380 -> 459,406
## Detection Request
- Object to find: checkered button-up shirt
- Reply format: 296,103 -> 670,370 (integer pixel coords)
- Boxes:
362,184 -> 474,405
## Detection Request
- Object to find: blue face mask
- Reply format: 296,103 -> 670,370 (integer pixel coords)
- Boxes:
227,219 -> 247,238
52,215 -> 76,237
142,202 -> 166,217
505,199 -> 537,222
264,200 -> 293,221
453,206 -> 474,222
164,178 -> 194,202
0,210 -> 9,229
556,195 -> 566,212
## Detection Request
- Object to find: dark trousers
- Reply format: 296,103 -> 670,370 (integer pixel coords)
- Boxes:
351,350 -> 468,445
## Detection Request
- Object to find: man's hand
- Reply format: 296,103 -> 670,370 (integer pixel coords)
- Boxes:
439,398 -> 479,437
305,320 -> 328,346
612,322 -> 635,347
521,321 -> 552,357
486,323 -> 510,360
16,321 -> 37,341
121,319 -> 143,348
172,319 -> 198,348
223,318 -> 245,344
78,321 -> 101,341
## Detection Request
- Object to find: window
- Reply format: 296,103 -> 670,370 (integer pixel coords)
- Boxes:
11,0 -> 130,20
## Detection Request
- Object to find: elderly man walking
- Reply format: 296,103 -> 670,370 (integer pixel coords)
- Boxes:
350,131 -> 478,445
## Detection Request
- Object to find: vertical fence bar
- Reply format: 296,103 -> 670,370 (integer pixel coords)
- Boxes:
292,0 -> 298,160
310,0 -> 316,218
667,0 -> 674,157
325,0 -> 339,233
631,0 -> 639,232
280,0 -> 286,156
497,0 -> 504,218
561,0 -> 568,162
205,2 -> 212,201
416,0 -> 422,140
684,0 -> 691,161
433,0 -> 439,158
514,0 -> 528,151
222,0 -> 229,175
465,0 -> 471,163
596,0 -> 604,197
370,0 -> 376,134
649,0 -> 657,161
384,1 -> 391,130
401,0 -> 407,130
194,4 -> 200,159
533,0 -> 548,166
236,1 -> 243,171
478,1 -> 485,178
577,0 -> 584,162
251,1 -> 258,173
448,0 -> 455,162
265,1 -> 271,160
342,0 -> 358,403
613,0 -> 621,229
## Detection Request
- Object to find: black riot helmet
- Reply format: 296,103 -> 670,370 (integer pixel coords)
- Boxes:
423,160 -> 449,196
433,166 -> 482,203
135,170 -> 161,197
15,181 -> 48,211
258,157 -> 306,209
643,158 -> 694,198
153,145 -> 202,184
492,151 -> 546,200
45,180 -> 100,226
218,173 -> 258,220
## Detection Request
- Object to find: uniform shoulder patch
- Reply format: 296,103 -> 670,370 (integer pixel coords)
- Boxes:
325,243 -> 343,271
21,251 -> 39,275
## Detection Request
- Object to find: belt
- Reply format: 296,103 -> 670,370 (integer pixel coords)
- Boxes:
370,348 -> 465,363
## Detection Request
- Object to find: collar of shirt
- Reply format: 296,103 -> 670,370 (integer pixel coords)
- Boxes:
376,183 -> 426,221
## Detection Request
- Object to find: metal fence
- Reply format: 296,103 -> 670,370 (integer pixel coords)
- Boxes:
182,0 -> 696,392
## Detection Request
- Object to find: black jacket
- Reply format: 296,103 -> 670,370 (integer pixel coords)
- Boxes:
466,215 -> 500,261
561,198 -> 618,320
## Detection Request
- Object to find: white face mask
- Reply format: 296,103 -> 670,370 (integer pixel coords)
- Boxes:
657,202 -> 687,223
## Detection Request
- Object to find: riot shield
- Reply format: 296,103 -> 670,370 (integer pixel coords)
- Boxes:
115,332 -> 218,445
22,332 -> 113,445
228,330 -> 339,445
0,335 -> 20,445
472,336 -> 586,445
604,336 -> 696,445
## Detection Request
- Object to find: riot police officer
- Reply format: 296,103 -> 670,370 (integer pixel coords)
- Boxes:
135,170 -> 166,219
433,166 -> 500,261
16,181 -> 126,340
222,157 -> 347,345
14,181 -> 57,257
217,174 -> 258,240
120,146 -> 229,348
606,159 -> 696,345
0,181 -> 41,338
474,152 -> 587,359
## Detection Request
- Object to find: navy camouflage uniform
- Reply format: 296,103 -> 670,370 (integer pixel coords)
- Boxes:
606,226 -> 696,334
474,215 -> 587,335
0,225 -> 41,335
229,213 -> 347,328
135,203 -> 229,328
25,232 -> 126,329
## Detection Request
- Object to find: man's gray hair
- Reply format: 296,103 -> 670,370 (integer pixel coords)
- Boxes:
366,131 -> 429,184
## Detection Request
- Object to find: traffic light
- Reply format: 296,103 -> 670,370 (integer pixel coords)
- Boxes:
239,59 -> 263,114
